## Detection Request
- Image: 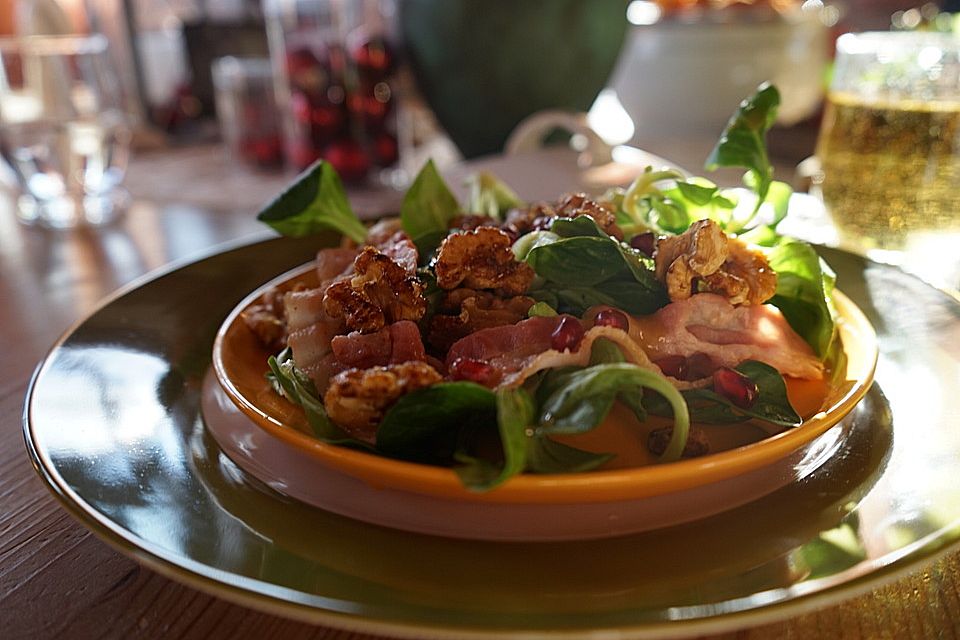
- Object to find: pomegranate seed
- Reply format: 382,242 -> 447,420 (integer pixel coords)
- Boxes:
450,357 -> 499,387
655,355 -> 687,379
686,352 -> 716,380
551,316 -> 585,352
630,232 -> 657,257
594,307 -> 630,332
713,367 -> 759,409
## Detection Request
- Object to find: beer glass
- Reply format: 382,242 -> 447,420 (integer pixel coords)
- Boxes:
814,32 -> 960,264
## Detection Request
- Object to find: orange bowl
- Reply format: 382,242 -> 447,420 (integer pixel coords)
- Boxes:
211,262 -> 878,506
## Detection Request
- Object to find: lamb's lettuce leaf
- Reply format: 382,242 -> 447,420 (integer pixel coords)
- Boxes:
766,240 -> 838,358
706,81 -> 780,219
537,362 -> 690,462
644,361 -> 802,427
465,171 -> 523,220
523,216 -> 667,316
266,348 -> 362,444
256,161 -> 367,243
377,382 -> 496,464
400,160 -> 460,258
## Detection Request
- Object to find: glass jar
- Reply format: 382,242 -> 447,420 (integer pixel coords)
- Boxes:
263,0 -> 400,183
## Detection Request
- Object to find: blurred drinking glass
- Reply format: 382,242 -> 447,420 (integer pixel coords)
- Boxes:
814,32 -> 960,275
0,34 -> 131,228
212,56 -> 284,172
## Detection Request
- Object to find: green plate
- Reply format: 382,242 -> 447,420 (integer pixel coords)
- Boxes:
23,236 -> 960,638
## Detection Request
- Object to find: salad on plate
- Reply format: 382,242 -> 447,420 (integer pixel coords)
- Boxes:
237,84 -> 843,490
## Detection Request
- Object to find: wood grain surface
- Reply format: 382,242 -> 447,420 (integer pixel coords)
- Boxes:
2,154 -> 960,640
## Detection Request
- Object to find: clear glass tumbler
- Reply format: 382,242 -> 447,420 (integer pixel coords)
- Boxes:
0,34 -> 132,228
814,32 -> 960,259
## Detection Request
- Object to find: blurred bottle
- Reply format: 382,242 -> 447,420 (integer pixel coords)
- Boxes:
262,0 -> 401,184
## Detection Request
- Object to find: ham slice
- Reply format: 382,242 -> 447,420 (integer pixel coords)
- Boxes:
315,247 -> 357,285
446,316 -> 663,388
331,320 -> 427,370
284,287 -> 345,385
633,293 -> 823,380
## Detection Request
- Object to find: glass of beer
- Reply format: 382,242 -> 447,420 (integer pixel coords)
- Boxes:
814,31 -> 960,266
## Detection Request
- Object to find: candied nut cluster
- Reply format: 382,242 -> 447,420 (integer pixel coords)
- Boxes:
654,219 -> 776,305
433,227 -> 535,296
323,247 -> 427,333
555,193 -> 624,239
241,285 -> 291,351
323,361 -> 443,443
428,288 -> 535,352
502,202 -> 557,238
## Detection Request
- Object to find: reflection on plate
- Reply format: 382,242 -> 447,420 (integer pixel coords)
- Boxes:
207,259 -> 877,539
22,238 -> 960,638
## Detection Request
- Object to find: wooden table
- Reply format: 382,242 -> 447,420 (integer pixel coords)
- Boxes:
3,148 -> 960,640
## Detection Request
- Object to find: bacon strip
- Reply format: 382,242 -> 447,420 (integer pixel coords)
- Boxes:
331,320 -> 427,370
446,316 -> 663,389
639,293 -> 823,380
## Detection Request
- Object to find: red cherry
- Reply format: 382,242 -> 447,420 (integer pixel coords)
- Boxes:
351,35 -> 394,77
713,367 -> 759,409
323,138 -> 370,182
288,140 -> 320,170
310,103 -> 346,143
551,316 -> 585,353
290,91 -> 312,125
449,357 -> 499,387
251,135 -> 283,168
285,47 -> 327,93
373,132 -> 398,166
594,307 -> 630,332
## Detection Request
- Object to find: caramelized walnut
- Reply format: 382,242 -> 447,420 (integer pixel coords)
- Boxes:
654,219 -> 776,305
428,289 -> 535,352
700,239 -> 777,306
502,202 -> 557,237
433,227 -> 535,296
555,193 -> 624,240
323,361 -> 443,443
323,247 -> 427,333
240,285 -> 287,351
448,213 -> 500,233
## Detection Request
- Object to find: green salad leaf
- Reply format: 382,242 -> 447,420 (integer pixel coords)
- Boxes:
645,361 -> 802,427
452,387 -> 537,491
706,82 -> 780,219
523,216 -> 668,316
538,362 -> 690,462
525,436 -> 613,474
376,382 -> 497,464
256,161 -> 367,243
400,160 -> 460,256
766,240 -> 837,358
266,349 -> 365,445
465,171 -> 523,220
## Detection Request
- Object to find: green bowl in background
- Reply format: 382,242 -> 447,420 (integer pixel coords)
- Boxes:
399,0 -> 630,158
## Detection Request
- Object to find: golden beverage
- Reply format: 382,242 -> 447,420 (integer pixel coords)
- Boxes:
815,92 -> 960,250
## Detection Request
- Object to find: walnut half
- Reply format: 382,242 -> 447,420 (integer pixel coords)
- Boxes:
323,247 -> 427,333
434,227 -> 534,296
654,219 -> 776,306
324,361 -> 443,443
